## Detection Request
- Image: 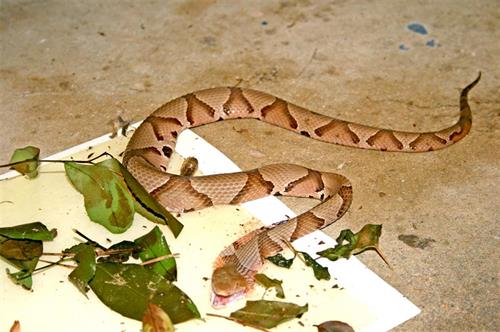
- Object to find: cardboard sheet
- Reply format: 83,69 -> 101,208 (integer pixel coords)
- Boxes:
0,127 -> 419,331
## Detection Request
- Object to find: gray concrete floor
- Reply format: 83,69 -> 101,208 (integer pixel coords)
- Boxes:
1,0 -> 499,330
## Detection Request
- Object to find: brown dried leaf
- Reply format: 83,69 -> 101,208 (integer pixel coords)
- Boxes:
9,320 -> 20,332
316,320 -> 355,332
142,303 -> 175,332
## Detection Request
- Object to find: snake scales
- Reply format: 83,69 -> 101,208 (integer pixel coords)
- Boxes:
123,74 -> 480,306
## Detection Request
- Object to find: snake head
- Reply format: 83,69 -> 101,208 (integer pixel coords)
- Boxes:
211,264 -> 249,308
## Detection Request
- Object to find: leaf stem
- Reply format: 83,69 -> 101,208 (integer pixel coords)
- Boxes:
206,313 -> 270,332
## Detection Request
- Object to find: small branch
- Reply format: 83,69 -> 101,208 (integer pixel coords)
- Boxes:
72,229 -> 106,250
206,313 -> 270,332
31,258 -> 70,274
0,152 -> 113,169
39,259 -> 76,269
140,253 -> 179,266
45,247 -> 136,259
42,252 -> 76,259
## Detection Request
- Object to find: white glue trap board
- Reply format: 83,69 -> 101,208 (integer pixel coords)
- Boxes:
0,126 -> 419,331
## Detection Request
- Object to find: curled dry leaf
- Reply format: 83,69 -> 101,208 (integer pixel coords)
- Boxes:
9,146 -> 40,178
316,320 -> 355,332
317,224 -> 389,266
266,253 -> 294,268
301,252 -> 330,281
142,303 -> 175,332
254,273 -> 285,298
267,249 -> 330,282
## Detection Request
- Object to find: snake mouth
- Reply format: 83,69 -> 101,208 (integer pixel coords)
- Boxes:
210,290 -> 246,308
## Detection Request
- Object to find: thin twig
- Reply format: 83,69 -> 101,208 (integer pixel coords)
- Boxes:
39,259 -> 76,268
373,247 -> 392,269
206,313 -> 270,332
44,247 -> 136,258
140,253 -> 180,266
72,229 -> 106,250
31,258 -> 69,274
42,252 -> 75,257
0,152 -> 113,168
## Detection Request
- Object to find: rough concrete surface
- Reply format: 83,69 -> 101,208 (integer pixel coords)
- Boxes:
1,0 -> 498,331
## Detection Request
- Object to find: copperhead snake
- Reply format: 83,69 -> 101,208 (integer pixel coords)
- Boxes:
122,74 -> 480,307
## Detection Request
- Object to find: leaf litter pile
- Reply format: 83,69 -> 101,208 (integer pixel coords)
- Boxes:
0,146 -> 389,331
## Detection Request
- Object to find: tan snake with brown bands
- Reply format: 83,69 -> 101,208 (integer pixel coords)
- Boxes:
122,74 -> 480,306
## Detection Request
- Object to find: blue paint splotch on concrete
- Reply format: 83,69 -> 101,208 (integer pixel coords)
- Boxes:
399,43 -> 410,51
407,23 -> 428,35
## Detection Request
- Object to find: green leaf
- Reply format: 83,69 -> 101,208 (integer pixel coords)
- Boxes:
0,222 -> 55,290
9,146 -> 40,178
316,320 -> 355,332
0,235 -> 42,290
118,162 -> 183,237
142,303 -> 175,332
317,224 -> 388,265
7,268 -> 33,289
0,237 -> 42,261
135,226 -> 176,281
230,300 -> 308,329
68,243 -> 96,295
96,158 -> 122,173
301,252 -> 330,281
64,161 -> 135,233
255,273 -> 285,298
89,263 -> 200,323
0,222 -> 57,241
267,253 -> 295,268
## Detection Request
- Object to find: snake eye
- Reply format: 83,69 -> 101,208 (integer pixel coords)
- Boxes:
162,146 -> 172,158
